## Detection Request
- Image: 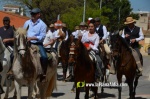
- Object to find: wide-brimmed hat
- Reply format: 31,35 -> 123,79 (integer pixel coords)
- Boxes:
124,17 -> 136,24
79,22 -> 86,26
62,23 -> 67,27
49,24 -> 54,28
75,26 -> 79,30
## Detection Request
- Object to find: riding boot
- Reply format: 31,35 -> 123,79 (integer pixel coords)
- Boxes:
0,75 -> 4,94
65,65 -> 74,81
0,62 -> 3,72
40,60 -> 48,82
7,53 -> 14,80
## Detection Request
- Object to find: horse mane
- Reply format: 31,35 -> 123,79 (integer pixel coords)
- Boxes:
76,40 -> 93,70
118,35 -> 131,50
15,27 -> 27,35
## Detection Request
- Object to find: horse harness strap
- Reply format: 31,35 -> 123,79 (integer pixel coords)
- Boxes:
69,42 -> 76,54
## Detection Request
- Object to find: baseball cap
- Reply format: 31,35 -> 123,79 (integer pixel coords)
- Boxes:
3,16 -> 10,21
30,8 -> 41,14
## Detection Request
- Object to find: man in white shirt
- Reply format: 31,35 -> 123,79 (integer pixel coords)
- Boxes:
94,17 -> 111,73
43,24 -> 55,49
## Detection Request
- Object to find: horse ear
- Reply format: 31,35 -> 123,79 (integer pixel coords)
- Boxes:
12,25 -> 16,31
26,25 -> 29,31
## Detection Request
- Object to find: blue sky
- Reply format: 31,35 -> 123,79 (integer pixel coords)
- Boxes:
129,0 -> 150,11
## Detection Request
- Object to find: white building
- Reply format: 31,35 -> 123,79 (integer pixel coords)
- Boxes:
3,5 -> 24,16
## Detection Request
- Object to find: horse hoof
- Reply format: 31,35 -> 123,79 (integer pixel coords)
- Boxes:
71,89 -> 75,93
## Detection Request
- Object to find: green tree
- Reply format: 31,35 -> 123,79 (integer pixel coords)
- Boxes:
15,0 -> 137,31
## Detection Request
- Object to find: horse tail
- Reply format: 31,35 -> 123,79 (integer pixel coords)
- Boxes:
45,70 -> 57,97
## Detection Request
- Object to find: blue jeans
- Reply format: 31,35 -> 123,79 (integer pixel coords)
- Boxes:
38,45 -> 48,74
38,45 -> 48,62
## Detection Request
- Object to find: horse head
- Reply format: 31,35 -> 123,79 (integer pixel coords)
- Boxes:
14,26 -> 29,57
110,32 -> 122,59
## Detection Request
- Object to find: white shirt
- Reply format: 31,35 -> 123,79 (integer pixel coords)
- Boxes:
53,29 -> 68,40
121,27 -> 144,42
96,25 -> 108,40
43,30 -> 54,48
81,32 -> 99,51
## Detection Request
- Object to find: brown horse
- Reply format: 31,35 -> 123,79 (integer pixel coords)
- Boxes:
59,35 -> 73,80
110,33 -> 140,99
68,37 -> 98,99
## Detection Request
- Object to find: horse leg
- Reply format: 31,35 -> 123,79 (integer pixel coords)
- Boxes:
28,83 -> 34,99
133,76 -> 139,98
117,73 -> 122,99
4,79 -> 11,99
71,82 -> 75,92
75,87 -> 80,99
91,87 -> 98,99
127,79 -> 134,99
62,63 -> 68,81
85,87 -> 89,99
14,81 -> 21,99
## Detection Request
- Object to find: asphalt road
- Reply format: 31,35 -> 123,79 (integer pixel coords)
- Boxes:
1,56 -> 150,99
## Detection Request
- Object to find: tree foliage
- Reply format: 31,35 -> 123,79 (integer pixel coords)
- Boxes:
16,0 -> 138,31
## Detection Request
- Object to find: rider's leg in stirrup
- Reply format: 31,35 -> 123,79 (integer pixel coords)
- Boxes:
7,53 -> 14,80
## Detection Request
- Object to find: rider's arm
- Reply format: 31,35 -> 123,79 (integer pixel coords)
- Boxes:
102,25 -> 107,40
121,29 -> 125,38
136,28 -> 144,42
64,31 -> 68,40
89,34 -> 99,51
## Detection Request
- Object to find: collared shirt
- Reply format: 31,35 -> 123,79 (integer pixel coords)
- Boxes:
23,19 -> 47,43
43,30 -> 55,48
81,32 -> 99,51
122,26 -> 144,42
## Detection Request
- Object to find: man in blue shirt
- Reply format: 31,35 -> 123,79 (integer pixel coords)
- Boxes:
24,8 -> 48,82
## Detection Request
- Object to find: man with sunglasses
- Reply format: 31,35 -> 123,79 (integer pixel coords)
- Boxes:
23,8 -> 48,82
0,16 -> 14,80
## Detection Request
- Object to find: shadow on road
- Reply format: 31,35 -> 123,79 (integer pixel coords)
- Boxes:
52,92 -> 65,98
126,97 -> 147,99
97,92 -> 116,98
8,96 -> 27,99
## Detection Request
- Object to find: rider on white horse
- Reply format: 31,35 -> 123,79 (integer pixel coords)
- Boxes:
23,8 -> 48,82
0,16 -> 14,80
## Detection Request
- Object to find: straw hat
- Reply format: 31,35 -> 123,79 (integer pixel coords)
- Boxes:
75,26 -> 79,30
49,24 -> 54,28
124,17 -> 136,24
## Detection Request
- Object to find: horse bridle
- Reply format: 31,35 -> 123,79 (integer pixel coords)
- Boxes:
15,34 -> 28,54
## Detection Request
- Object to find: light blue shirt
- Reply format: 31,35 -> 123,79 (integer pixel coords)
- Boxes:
23,19 -> 47,43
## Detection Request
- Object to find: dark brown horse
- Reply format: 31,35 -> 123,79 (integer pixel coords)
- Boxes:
59,35 -> 73,80
68,37 -> 98,99
110,33 -> 140,99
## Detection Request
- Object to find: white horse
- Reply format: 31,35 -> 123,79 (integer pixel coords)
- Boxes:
12,26 -> 57,99
0,36 -> 15,99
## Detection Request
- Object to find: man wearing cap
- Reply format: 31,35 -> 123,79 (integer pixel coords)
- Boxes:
94,17 -> 111,73
23,8 -> 48,81
0,16 -> 14,79
78,22 -> 88,38
122,16 -> 144,76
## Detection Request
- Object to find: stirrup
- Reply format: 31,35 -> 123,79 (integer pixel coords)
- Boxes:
7,74 -> 14,80
40,75 -> 46,82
